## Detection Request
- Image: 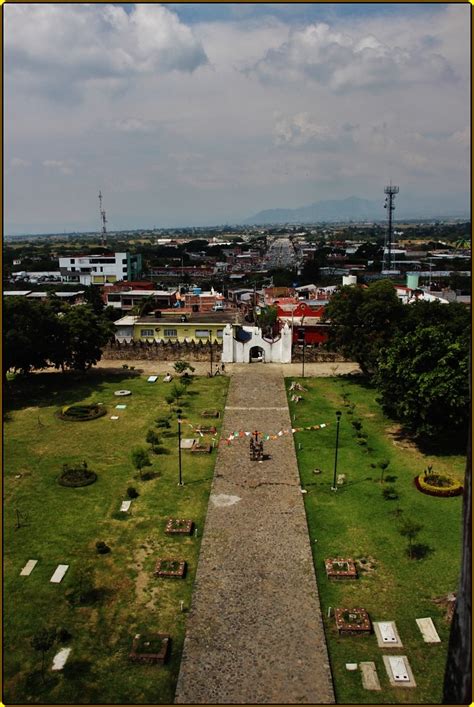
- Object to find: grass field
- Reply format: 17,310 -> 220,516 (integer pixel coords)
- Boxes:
4,369 -> 229,704
286,375 -> 465,704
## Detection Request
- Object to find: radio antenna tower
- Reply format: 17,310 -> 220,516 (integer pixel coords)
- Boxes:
98,190 -> 108,247
383,183 -> 399,272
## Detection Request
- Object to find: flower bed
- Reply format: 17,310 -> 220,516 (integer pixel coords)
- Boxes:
335,607 -> 371,635
129,633 -> 170,665
57,404 -> 107,422
154,559 -> 187,578
165,519 -> 193,535
58,467 -> 98,487
415,474 -> 463,498
325,558 -> 357,580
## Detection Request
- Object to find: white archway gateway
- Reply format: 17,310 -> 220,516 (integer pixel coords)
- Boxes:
222,322 -> 292,363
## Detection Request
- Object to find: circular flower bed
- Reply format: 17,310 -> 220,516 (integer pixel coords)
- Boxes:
57,404 -> 107,421
415,473 -> 463,497
58,467 -> 98,487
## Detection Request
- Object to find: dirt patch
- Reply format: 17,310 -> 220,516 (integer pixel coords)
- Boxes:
386,424 -> 419,451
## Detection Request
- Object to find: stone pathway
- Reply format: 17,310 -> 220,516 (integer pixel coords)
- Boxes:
175,366 -> 335,704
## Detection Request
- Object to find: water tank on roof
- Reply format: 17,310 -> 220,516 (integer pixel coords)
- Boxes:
342,275 -> 357,286
407,273 -> 419,290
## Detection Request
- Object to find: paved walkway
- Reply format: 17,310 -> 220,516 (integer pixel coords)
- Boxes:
175,367 -> 335,704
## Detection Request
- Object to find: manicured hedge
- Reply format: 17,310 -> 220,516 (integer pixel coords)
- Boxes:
415,474 -> 463,497
57,404 -> 107,421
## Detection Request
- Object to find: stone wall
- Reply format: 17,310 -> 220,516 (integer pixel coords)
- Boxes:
291,347 -> 347,362
103,339 -> 222,362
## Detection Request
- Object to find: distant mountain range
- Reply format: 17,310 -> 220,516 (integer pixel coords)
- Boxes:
244,196 -> 469,225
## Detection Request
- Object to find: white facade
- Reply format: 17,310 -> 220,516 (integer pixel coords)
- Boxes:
222,322 -> 292,363
59,252 -> 141,285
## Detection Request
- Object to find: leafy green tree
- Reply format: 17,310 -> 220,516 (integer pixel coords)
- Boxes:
131,446 -> 152,480
61,305 -> 114,371
323,280 -> 405,376
173,360 -> 195,375
31,627 -> 56,681
375,325 -> 469,440
399,519 -> 423,559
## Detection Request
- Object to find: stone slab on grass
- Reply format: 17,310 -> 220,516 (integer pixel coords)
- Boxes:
50,564 -> 69,583
360,662 -> 381,691
52,647 -> 71,671
416,617 -> 441,643
120,500 -> 132,512
383,655 -> 416,687
20,559 -> 38,576
374,621 -> 403,648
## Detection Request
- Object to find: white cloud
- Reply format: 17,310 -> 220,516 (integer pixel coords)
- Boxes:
5,4 -> 208,100
252,20 -> 455,91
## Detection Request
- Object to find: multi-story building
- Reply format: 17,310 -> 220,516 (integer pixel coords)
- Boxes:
59,252 -> 142,286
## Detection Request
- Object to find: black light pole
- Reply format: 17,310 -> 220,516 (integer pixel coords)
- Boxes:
177,408 -> 183,486
331,411 -> 342,491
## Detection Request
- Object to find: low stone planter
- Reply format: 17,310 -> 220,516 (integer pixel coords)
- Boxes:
325,558 -> 357,580
165,519 -> 193,536
129,633 -> 170,664
335,608 -> 371,635
154,559 -> 187,578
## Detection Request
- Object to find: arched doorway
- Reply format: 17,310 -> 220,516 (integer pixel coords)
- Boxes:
249,346 -> 265,363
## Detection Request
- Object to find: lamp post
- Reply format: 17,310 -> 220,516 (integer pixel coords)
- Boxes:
177,408 -> 183,486
331,411 -> 342,491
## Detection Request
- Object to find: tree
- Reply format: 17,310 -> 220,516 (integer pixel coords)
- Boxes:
173,360 -> 195,376
323,280 -> 405,377
31,627 -> 56,682
375,325 -> 469,440
60,305 -> 114,371
131,447 -> 152,480
399,519 -> 423,559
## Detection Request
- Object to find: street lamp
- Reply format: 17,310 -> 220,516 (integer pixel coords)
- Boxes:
177,408 -> 183,486
331,411 -> 342,491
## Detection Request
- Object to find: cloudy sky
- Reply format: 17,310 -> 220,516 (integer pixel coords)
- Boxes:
5,2 -> 470,233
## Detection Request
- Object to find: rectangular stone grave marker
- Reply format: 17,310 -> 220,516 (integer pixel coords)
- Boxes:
20,559 -> 38,576
374,621 -> 403,648
180,438 -> 197,450
120,500 -> 132,512
52,647 -> 71,671
147,375 -> 158,383
416,617 -> 441,643
50,564 -> 69,583
360,662 -> 381,691
383,655 -> 416,687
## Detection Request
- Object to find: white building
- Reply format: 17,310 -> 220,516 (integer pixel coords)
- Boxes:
59,252 -> 142,286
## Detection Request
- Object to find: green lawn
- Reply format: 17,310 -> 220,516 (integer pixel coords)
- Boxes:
4,369 -> 229,704
286,375 -> 465,705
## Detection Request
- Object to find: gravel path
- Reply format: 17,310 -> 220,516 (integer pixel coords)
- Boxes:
174,366 -> 335,704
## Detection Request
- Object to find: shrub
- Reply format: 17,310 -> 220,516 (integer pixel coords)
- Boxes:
146,430 -> 160,446
127,487 -> 139,499
382,486 -> 399,500
57,628 -> 72,643
96,541 -> 111,555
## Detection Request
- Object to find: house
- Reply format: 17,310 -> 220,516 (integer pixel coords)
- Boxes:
59,252 -> 142,286
113,311 -> 237,344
